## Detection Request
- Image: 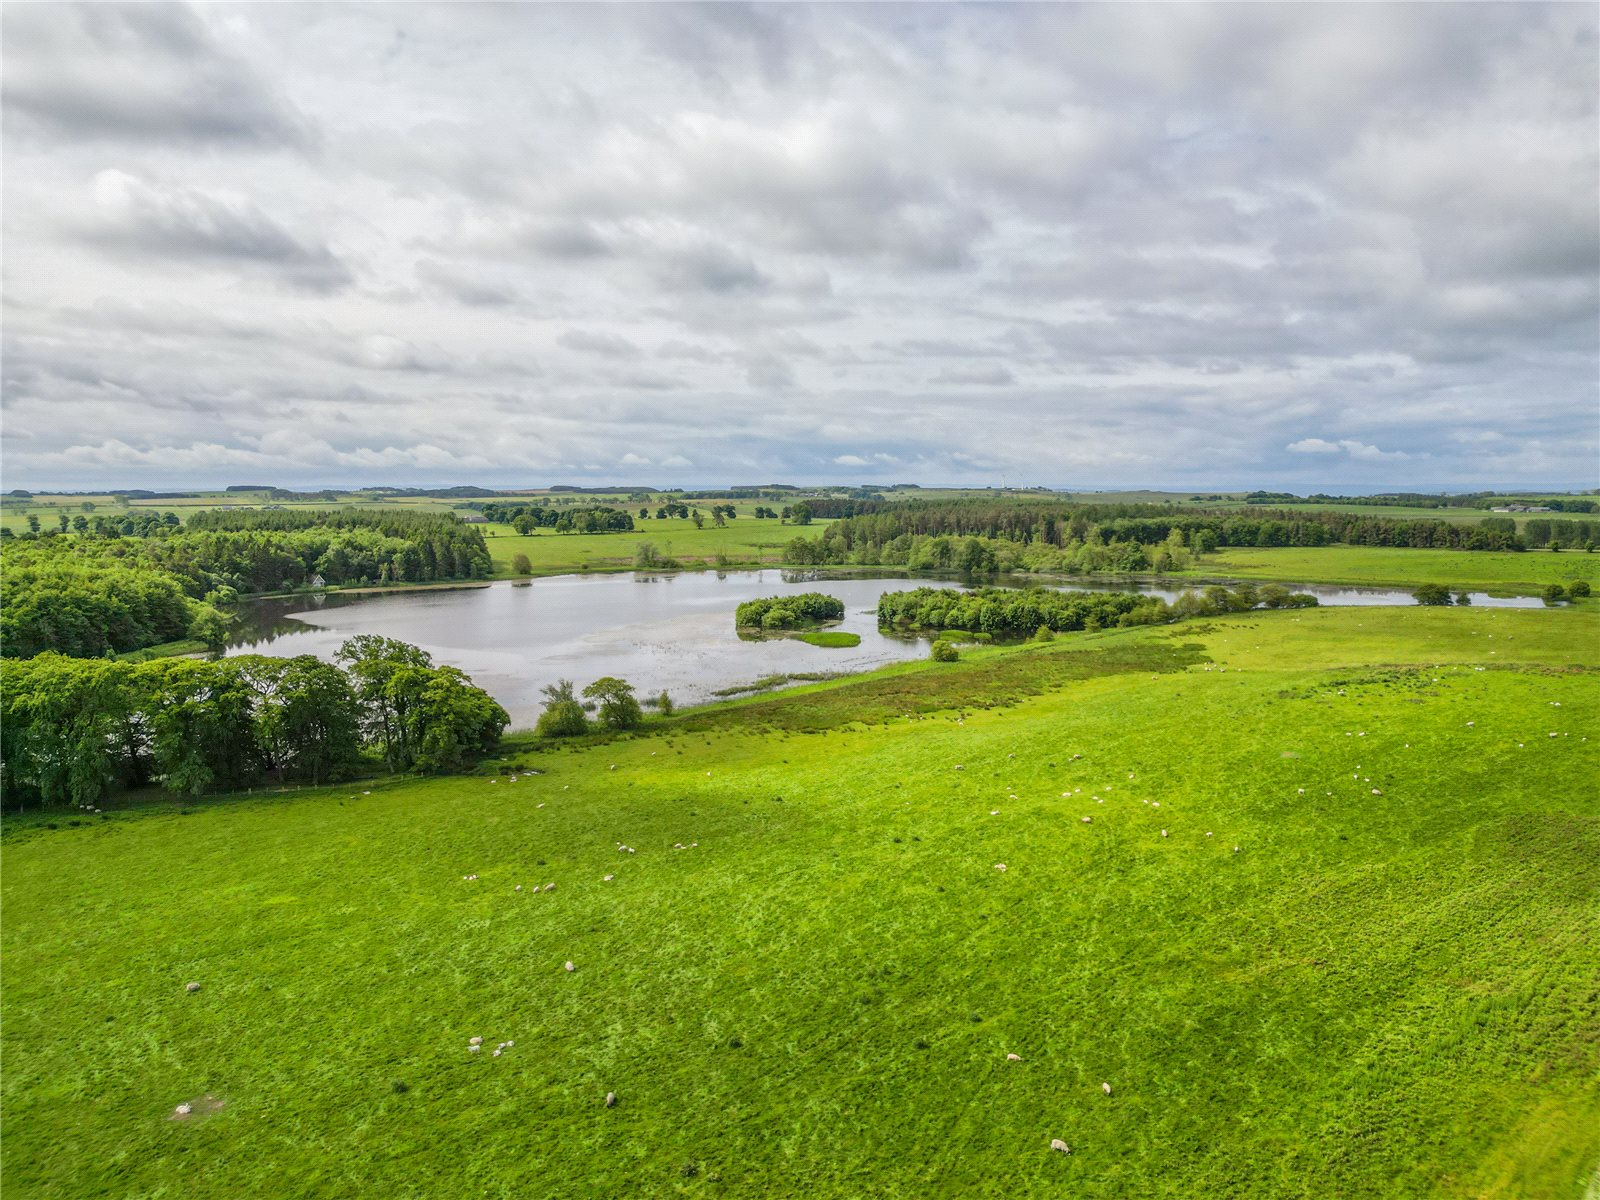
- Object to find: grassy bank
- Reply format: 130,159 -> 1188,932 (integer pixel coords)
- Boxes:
3,605 -> 1597,1198
1186,545 -> 1600,593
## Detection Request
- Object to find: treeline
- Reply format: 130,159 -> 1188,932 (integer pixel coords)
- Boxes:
1,510 -> 180,540
3,509 -> 491,659
878,582 -> 1317,638
794,498 -> 1534,563
478,503 -> 635,533
785,529 -> 1198,576
0,636 -> 507,808
0,554 -> 223,659
1523,518 -> 1600,548
735,593 -> 845,630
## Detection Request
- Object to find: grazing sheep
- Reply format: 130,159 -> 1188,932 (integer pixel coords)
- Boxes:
544,883 -> 556,892
605,1092 -> 618,1108
565,961 -> 576,972
1050,1139 -> 1071,1154
1081,816 -> 1092,824
1006,1053 -> 1022,1062
469,1036 -> 483,1045
185,982 -> 201,993
1102,1081 -> 1113,1096
603,874 -> 614,882
175,1103 -> 192,1116
995,863 -> 1007,872
468,1045 -> 481,1052
1160,830 -> 1168,838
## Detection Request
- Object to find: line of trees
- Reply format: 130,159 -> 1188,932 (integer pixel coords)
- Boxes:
3,509 -> 493,658
878,582 -> 1317,637
479,503 -> 635,533
0,637 -> 507,808
785,498 -> 1542,568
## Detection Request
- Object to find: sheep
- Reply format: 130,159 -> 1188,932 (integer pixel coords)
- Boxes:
544,883 -> 556,892
1050,1138 -> 1071,1154
1006,1053 -> 1022,1062
605,1092 -> 618,1108
174,1103 -> 192,1116
1081,816 -> 1092,824
564,961 -> 576,972
1102,1081 -> 1113,1096
185,982 -> 202,993
469,1036 -> 483,1045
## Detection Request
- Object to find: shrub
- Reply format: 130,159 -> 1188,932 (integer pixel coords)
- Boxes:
1412,583 -> 1453,606
511,553 -> 532,574
1567,580 -> 1591,598
536,679 -> 590,737
1542,583 -> 1566,604
1033,625 -> 1055,642
930,640 -> 960,663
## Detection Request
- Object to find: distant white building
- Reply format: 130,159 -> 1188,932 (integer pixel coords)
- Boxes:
308,573 -> 326,589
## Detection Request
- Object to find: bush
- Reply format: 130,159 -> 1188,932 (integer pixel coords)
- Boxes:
1412,584 -> 1453,606
511,553 -> 532,574
535,680 -> 590,737
536,701 -> 590,738
1542,583 -> 1566,604
1567,580 -> 1591,598
1033,625 -> 1054,642
930,640 -> 960,663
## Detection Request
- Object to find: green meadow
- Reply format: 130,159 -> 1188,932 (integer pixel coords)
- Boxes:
4,605 -> 1597,1198
1190,545 -> 1600,593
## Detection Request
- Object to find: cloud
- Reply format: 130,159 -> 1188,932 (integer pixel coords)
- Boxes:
2,4 -> 1594,490
556,329 -> 643,359
932,364 -> 1015,386
2,4 -> 312,147
86,170 -> 351,291
1287,438 -> 1412,462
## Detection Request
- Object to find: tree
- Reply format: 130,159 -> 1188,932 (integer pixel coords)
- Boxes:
336,636 -> 433,770
1412,584 -> 1453,606
411,667 -> 509,772
57,513 -> 69,533
583,676 -> 643,730
1543,583 -> 1566,604
257,656 -> 362,784
790,502 -> 813,526
511,553 -> 532,574
71,515 -> 88,533
26,514 -> 40,533
1568,580 -> 1591,598
930,640 -> 960,662
535,679 -> 590,737
692,510 -> 705,530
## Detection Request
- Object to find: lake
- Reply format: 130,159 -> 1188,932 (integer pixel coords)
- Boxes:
221,570 -> 1541,728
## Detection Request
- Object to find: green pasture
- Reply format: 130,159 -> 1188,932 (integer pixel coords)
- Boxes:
4,606 -> 1597,1198
487,519 -> 808,575
1188,545 -> 1600,594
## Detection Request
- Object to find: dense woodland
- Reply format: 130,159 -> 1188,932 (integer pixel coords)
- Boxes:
2,509 -> 492,659
735,592 -> 846,630
0,636 -> 507,807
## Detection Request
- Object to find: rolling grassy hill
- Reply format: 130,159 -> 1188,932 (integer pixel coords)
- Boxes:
3,606 -> 1597,1198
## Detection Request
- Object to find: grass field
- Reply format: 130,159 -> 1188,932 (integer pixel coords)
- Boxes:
4,605 -> 1597,1198
487,518 -> 807,575
1188,546 -> 1600,593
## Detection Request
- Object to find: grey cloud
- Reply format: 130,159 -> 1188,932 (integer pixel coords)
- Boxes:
1,3 -> 312,147
85,170 -> 351,292
557,329 -> 644,359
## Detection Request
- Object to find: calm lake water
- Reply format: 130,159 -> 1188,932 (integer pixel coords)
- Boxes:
221,570 -> 1541,728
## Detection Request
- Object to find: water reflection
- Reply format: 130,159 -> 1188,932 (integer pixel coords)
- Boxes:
219,570 -> 1542,729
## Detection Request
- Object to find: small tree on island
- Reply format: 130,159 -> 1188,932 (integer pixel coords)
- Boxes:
1412,584 -> 1453,606
584,676 -> 643,730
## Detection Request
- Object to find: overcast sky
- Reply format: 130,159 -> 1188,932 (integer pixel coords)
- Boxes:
3,3 -> 1596,493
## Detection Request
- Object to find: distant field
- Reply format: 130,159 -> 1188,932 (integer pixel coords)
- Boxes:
487,518 -> 810,574
4,605 -> 1596,1197
1188,546 -> 1600,593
